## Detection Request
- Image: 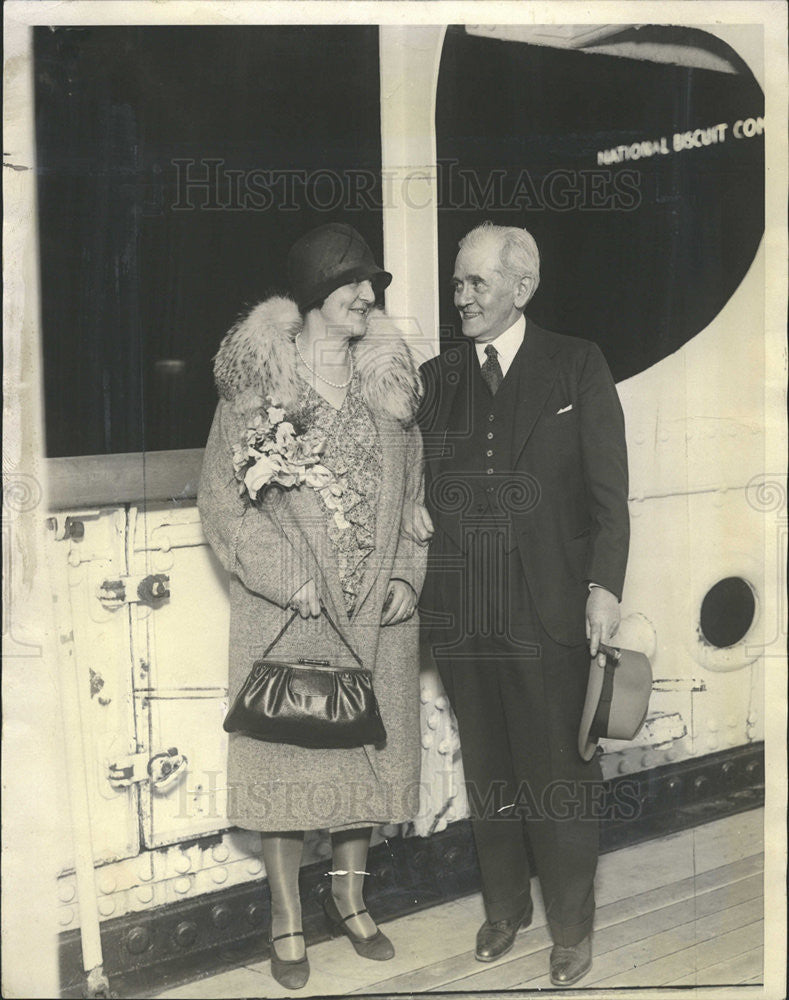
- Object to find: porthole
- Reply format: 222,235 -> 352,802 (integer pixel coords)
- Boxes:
699,577 -> 756,649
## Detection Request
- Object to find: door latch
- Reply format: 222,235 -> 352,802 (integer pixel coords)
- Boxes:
108,747 -> 188,793
98,573 -> 170,609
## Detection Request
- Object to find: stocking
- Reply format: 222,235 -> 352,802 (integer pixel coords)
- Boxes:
330,826 -> 377,939
261,831 -> 305,960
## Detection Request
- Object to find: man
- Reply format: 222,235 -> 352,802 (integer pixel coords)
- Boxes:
416,222 -> 629,986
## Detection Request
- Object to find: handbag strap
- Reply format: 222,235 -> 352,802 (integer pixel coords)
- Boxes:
261,605 -> 364,668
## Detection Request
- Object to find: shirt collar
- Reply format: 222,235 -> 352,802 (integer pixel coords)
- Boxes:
474,313 -> 526,369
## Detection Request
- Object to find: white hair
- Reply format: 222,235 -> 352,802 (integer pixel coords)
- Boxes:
458,222 -> 541,299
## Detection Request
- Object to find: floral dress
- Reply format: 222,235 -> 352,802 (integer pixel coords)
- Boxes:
297,371 -> 382,618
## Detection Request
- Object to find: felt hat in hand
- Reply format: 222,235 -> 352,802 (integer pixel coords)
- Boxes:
578,642 -> 653,761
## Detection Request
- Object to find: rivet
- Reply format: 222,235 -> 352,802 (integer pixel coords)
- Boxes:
212,844 -> 230,863
58,880 -> 76,903
726,716 -> 738,729
98,874 -> 116,894
247,901 -> 266,926
174,855 -> 191,874
212,904 -> 232,929
694,776 -> 707,793
174,920 -> 198,948
421,733 -> 434,748
434,695 -> 448,711
59,907 -> 75,927
381,824 -> 399,838
174,877 -> 191,895
136,886 -> 154,904
127,927 -> 151,954
706,718 -> 719,732
316,840 -> 332,858
664,749 -> 676,762
427,711 -> 439,731
618,759 -> 630,774
212,867 -> 228,885
98,898 -> 116,917
247,860 -> 264,876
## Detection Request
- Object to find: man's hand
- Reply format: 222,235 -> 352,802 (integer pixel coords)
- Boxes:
400,499 -> 434,545
381,579 -> 417,625
288,579 -> 321,618
586,586 -> 620,666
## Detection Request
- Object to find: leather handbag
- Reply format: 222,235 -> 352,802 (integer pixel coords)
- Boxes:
223,608 -> 387,749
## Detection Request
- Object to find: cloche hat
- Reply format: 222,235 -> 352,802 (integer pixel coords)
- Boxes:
287,223 -> 392,311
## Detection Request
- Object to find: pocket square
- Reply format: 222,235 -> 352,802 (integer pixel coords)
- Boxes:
556,403 -> 573,414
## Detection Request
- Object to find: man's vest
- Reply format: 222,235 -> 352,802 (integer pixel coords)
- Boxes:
438,339 -> 526,546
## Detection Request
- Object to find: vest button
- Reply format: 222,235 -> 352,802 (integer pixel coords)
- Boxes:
488,414 -> 494,422
486,468 -> 494,475
487,432 -> 494,440
486,449 -> 493,457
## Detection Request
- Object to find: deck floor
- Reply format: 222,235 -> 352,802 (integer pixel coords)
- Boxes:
153,808 -> 764,998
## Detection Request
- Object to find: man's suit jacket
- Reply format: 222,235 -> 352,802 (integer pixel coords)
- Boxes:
417,318 -> 630,648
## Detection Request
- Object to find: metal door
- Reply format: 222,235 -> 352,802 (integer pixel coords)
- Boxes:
48,508 -> 141,867
127,502 -> 231,848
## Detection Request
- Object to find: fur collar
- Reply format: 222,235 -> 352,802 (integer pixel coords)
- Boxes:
214,296 -> 422,425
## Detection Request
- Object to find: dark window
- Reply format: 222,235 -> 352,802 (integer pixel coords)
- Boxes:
700,577 -> 756,648
35,26 -> 383,457
435,25 -> 764,380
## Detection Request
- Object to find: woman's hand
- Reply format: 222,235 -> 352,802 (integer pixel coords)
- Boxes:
288,579 -> 321,618
400,500 -> 434,545
381,579 -> 417,625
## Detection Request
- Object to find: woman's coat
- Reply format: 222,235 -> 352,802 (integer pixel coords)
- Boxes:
198,296 -> 427,832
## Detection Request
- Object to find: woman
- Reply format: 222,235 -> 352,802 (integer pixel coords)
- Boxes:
198,223 -> 426,989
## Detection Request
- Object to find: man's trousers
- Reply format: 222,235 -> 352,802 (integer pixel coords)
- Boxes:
430,541 -> 603,947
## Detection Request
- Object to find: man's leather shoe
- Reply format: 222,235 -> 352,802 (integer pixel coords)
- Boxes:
549,933 -> 592,986
474,904 -> 533,962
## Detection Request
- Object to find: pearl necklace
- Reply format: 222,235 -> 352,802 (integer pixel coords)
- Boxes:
295,333 -> 354,389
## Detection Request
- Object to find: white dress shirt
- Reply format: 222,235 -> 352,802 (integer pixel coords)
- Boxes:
474,313 -> 526,378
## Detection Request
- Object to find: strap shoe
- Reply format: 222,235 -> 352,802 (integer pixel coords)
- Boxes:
267,929 -> 310,990
316,882 -> 395,961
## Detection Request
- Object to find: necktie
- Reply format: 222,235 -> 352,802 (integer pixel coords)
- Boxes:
481,343 -> 503,396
